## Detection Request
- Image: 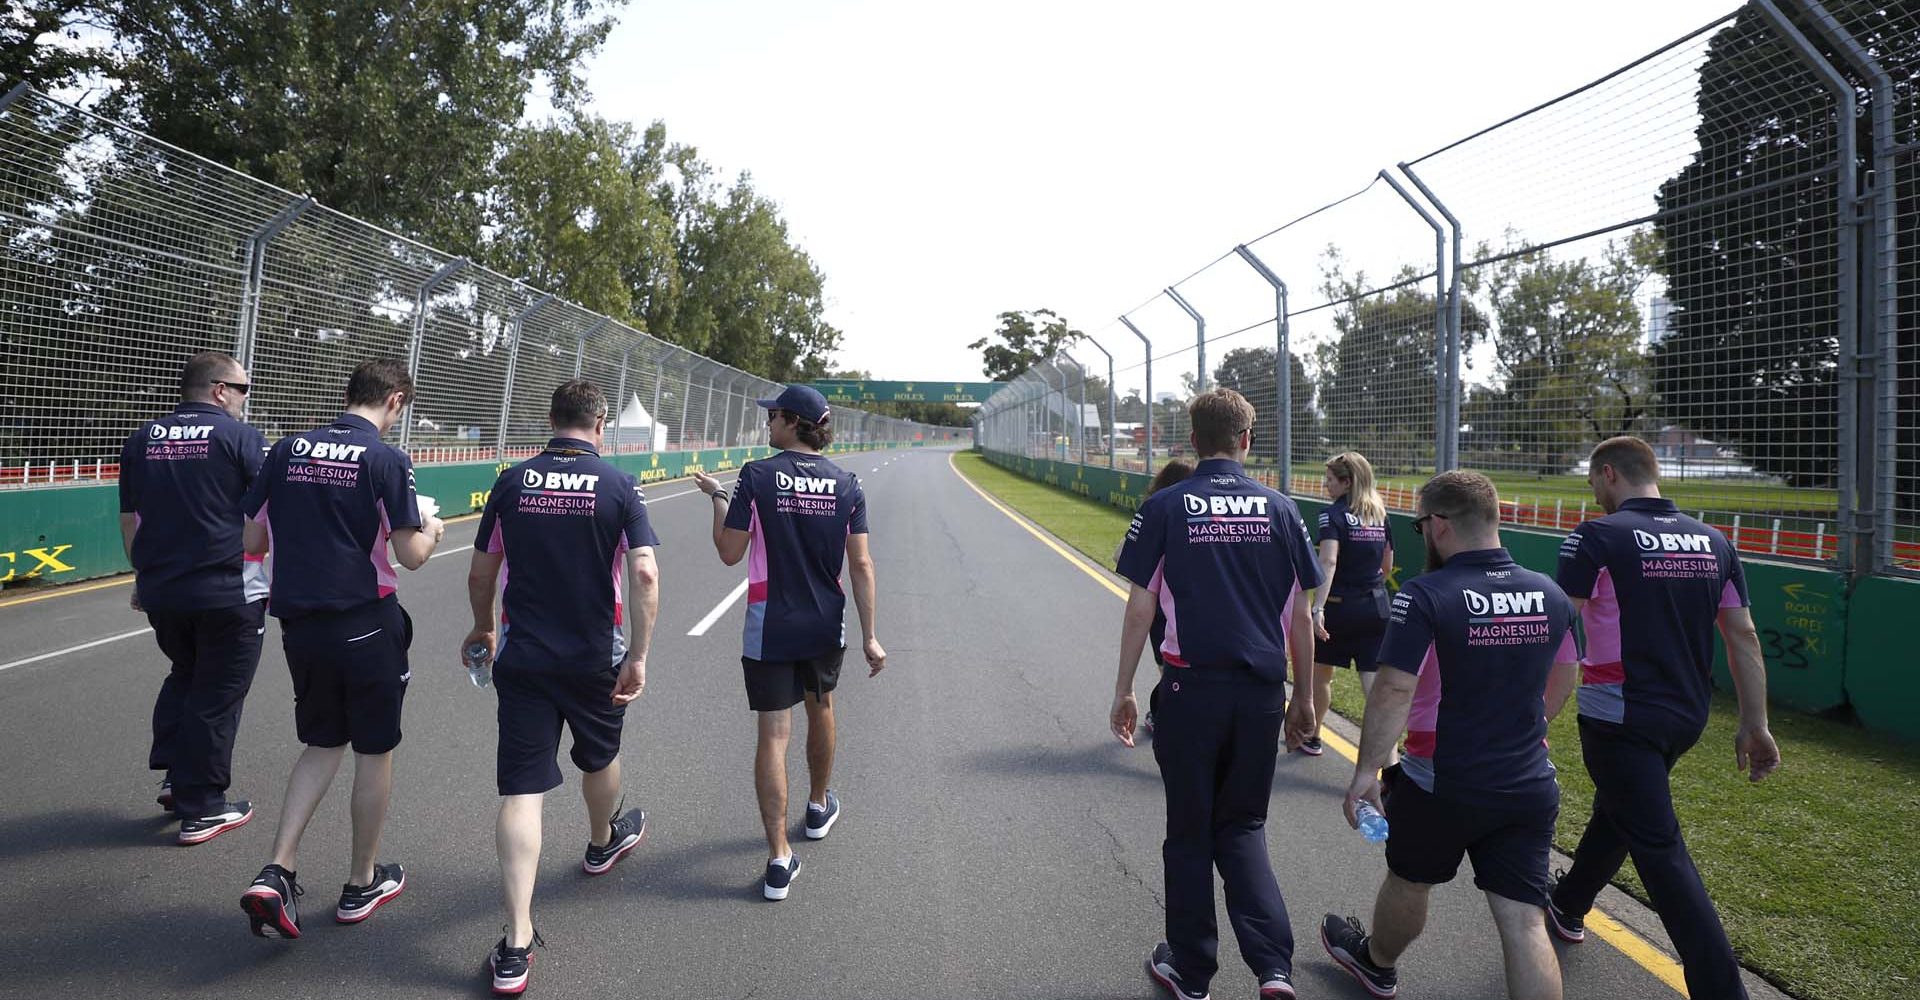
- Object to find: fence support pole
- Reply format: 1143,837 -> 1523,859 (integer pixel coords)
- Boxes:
1085,339 -> 1117,469
398,257 -> 468,451
1164,287 -> 1207,394
233,196 -> 313,368
1803,0 -> 1898,574
1398,164 -> 1465,472
496,293 -> 554,461
1378,169 -> 1452,474
679,364 -> 697,450
650,356 -> 665,451
1754,0 -> 1864,577
1233,244 -> 1292,490
610,346 -> 631,454
1120,316 -> 1153,469
701,371 -> 718,448
0,82 -> 29,115
574,317 -> 610,377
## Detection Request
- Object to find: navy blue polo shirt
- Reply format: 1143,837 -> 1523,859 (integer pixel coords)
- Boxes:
1317,495 -> 1391,595
1115,458 -> 1322,683
477,438 -> 660,672
242,413 -> 422,617
1377,547 -> 1576,806
724,450 -> 868,662
118,401 -> 270,611
1556,497 -> 1749,733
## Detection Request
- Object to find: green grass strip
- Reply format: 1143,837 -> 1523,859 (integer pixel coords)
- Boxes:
954,450 -> 1920,1000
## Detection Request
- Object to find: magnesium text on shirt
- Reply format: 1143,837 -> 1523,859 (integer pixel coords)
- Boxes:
1183,489 -> 1273,543
774,470 -> 840,517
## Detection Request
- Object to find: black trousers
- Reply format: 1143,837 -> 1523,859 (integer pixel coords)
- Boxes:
147,601 -> 266,817
1151,669 -> 1294,989
1553,715 -> 1747,1000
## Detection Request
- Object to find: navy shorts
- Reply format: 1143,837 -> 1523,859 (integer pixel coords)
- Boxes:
494,662 -> 628,796
1317,590 -> 1388,672
280,597 -> 412,755
741,648 -> 844,712
1381,764 -> 1557,907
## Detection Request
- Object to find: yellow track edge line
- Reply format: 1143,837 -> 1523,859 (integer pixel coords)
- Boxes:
948,450 -> 1690,997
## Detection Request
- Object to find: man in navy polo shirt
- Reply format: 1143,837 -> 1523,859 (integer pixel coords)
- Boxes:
235,358 -> 445,940
464,378 -> 660,995
1320,470 -> 1578,1000
1547,436 -> 1778,1000
693,383 -> 885,902
1111,387 -> 1321,1000
118,350 -> 270,845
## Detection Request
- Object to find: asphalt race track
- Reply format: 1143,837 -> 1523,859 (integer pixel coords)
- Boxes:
0,446 -> 1783,999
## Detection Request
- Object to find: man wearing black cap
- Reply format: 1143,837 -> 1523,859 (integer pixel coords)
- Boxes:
693,384 -> 886,901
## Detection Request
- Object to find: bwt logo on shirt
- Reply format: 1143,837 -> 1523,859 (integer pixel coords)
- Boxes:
775,471 -> 837,494
1463,589 -> 1546,616
150,423 -> 213,441
1633,529 -> 1714,553
1344,511 -> 1361,527
291,438 -> 367,462
523,469 -> 601,491
1183,493 -> 1269,517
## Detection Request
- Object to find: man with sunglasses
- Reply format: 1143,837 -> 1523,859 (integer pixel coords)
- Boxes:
692,384 -> 885,902
119,351 -> 271,845
235,358 -> 445,939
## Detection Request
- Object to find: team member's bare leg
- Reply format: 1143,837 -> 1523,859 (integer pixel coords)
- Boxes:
756,709 -> 793,859
1367,873 -> 1432,967
348,750 -> 392,886
498,793 -> 542,948
1312,664 -> 1336,734
583,757 -> 622,846
269,744 -> 347,872
802,691 -> 835,807
1487,892 -> 1563,1000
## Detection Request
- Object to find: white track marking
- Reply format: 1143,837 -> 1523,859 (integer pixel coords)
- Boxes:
688,579 -> 749,636
0,628 -> 153,674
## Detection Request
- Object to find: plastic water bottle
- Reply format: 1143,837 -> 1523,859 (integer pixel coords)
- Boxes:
464,642 -> 492,688
1355,801 -> 1389,844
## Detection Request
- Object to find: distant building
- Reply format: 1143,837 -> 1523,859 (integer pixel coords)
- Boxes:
1645,296 -> 1672,348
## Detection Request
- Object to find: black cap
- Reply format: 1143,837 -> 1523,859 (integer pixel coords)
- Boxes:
757,384 -> 831,425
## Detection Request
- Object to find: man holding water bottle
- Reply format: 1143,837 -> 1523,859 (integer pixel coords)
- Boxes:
463,378 -> 659,996
1322,471 -> 1578,1000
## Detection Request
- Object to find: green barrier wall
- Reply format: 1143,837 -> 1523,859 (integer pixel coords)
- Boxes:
977,448 -> 1896,734
0,443 -> 896,588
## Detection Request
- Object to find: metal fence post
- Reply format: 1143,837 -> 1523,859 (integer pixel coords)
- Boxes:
1802,0 -> 1898,573
0,82 -> 29,116
678,363 -> 697,449
496,293 -> 554,461
1398,164 -> 1465,472
1379,169 -> 1452,474
398,256 -> 467,450
575,317 -> 609,377
233,196 -> 313,367
1164,287 -> 1207,393
1233,244 -> 1292,490
1120,316 -> 1153,469
1074,356 -> 1089,465
610,346 -> 631,454
1085,339 -> 1116,469
649,356 -> 664,451
701,371 -> 718,448
1753,0 -> 1864,576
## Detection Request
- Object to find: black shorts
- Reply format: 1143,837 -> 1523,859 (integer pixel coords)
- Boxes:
494,662 -> 627,796
280,597 -> 412,755
1381,764 -> 1557,906
1317,590 -> 1389,672
741,648 -> 844,712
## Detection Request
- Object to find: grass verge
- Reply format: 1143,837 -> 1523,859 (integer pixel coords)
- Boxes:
953,450 -> 1920,1000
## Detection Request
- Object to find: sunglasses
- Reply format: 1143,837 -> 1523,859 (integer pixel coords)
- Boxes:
212,380 -> 251,395
1411,512 -> 1448,535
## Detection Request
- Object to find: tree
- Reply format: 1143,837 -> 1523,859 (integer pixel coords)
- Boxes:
1461,232 -> 1659,474
969,309 -> 1084,381
3,1 -> 625,254
1210,346 -> 1320,464
1318,256 -> 1443,475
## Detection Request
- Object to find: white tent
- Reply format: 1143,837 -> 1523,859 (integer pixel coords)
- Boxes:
615,393 -> 670,451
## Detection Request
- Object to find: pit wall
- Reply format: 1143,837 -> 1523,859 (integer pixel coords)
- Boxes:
977,448 -> 1916,742
0,443 -> 899,588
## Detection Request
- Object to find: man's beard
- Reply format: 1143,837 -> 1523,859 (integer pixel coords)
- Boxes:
1426,535 -> 1444,573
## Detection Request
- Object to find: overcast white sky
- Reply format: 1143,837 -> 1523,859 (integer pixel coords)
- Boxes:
587,0 -> 1739,389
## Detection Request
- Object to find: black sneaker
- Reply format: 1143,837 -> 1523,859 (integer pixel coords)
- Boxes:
1321,914 -> 1397,998
179,799 -> 253,845
584,808 -> 647,875
762,855 -> 802,901
1547,872 -> 1587,943
156,780 -> 173,812
241,864 -> 303,939
1298,736 -> 1325,757
1145,942 -> 1210,999
804,790 -> 842,840
1258,969 -> 1297,999
487,928 -> 544,996
335,861 -> 405,923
